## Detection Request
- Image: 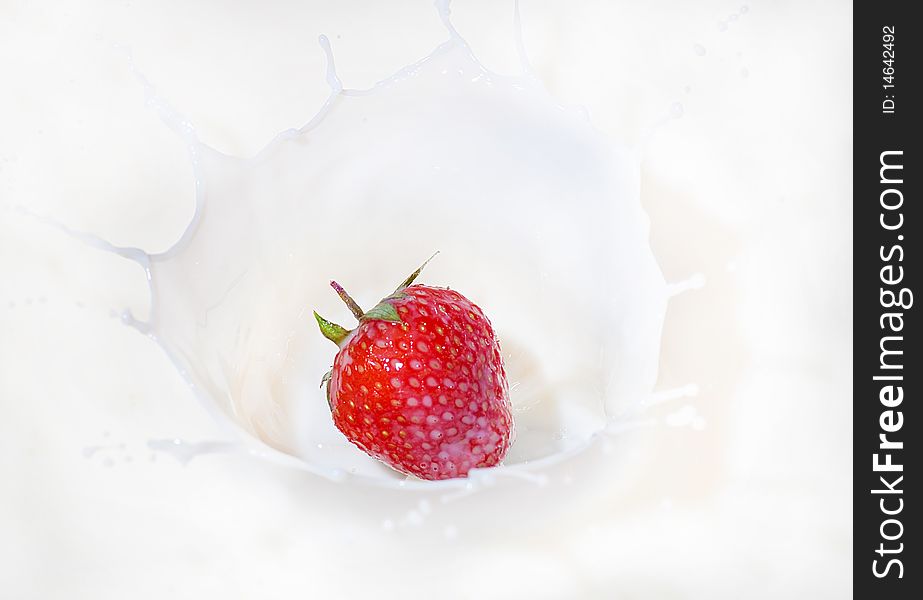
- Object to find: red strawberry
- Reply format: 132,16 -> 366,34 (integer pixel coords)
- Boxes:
313,257 -> 513,480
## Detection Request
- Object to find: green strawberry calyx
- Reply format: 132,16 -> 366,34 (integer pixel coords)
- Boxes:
312,311 -> 351,345
312,252 -> 439,346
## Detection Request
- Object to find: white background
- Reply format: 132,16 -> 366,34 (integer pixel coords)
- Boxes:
1,1 -> 851,598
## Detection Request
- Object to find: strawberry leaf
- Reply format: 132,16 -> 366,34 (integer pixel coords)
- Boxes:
320,368 -> 334,410
314,311 -> 351,345
393,251 -> 439,293
361,301 -> 402,323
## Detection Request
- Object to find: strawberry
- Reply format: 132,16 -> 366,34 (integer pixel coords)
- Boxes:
313,257 -> 513,480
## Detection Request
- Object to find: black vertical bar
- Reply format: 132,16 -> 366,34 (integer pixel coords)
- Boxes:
854,1 -> 919,596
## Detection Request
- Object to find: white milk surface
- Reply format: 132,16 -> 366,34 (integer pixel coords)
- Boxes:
0,1 -> 851,598
121,23 -> 665,488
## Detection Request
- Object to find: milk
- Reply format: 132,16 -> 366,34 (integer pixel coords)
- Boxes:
45,0 -> 666,495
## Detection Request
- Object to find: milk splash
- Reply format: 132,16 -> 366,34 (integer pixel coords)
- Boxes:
104,0 -> 668,491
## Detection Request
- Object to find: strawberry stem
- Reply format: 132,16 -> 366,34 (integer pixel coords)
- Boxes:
330,280 -> 365,320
